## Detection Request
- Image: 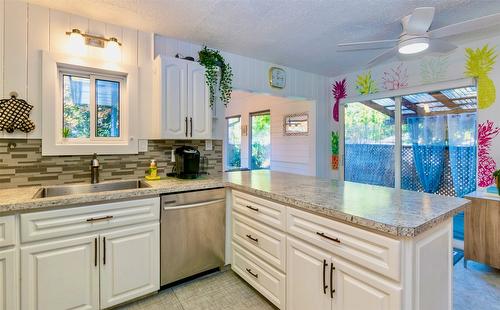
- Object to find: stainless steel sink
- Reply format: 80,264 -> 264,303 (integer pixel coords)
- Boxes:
33,180 -> 152,199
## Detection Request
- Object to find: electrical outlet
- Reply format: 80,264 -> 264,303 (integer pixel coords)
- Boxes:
205,139 -> 213,151
138,139 -> 148,152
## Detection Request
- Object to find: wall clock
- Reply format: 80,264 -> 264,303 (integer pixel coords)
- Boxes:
269,67 -> 286,89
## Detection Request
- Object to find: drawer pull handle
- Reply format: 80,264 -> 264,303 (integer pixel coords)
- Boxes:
246,268 -> 258,278
322,259 -> 328,294
316,232 -> 340,243
246,205 -> 259,212
330,263 -> 335,298
94,238 -> 98,267
103,237 -> 106,265
86,215 -> 113,223
246,234 -> 259,242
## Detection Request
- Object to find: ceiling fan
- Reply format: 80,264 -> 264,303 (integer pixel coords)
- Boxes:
337,7 -> 500,67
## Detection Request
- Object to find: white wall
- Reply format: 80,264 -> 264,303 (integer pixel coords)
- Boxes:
0,0 -> 154,140
0,1 -> 331,177
225,91 -> 316,176
155,35 -> 330,178
330,33 -> 500,187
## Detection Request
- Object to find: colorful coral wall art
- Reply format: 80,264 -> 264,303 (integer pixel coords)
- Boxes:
331,131 -> 340,170
465,44 -> 497,109
382,63 -> 408,90
420,56 -> 449,84
356,71 -> 378,95
332,79 -> 347,122
478,120 -> 500,187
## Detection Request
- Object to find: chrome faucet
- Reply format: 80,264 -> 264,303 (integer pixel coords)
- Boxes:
90,153 -> 100,184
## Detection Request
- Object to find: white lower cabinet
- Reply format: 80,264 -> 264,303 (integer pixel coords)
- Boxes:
287,236 -> 401,310
0,248 -> 18,310
21,234 -> 100,310
230,190 -> 406,310
19,197 -> 161,310
333,258 -> 401,310
286,236 -> 331,310
100,223 -> 159,309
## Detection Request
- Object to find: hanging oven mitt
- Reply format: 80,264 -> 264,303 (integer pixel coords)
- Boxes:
0,94 -> 35,133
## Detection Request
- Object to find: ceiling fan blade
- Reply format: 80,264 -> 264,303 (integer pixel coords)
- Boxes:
428,39 -> 457,54
365,47 -> 398,68
406,7 -> 435,34
337,39 -> 398,51
430,12 -> 500,38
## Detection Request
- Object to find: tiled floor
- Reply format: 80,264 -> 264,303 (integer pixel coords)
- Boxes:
117,269 -> 276,310
119,261 -> 499,310
454,259 -> 500,310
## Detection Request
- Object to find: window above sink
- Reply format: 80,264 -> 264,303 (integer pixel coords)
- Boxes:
41,51 -> 139,156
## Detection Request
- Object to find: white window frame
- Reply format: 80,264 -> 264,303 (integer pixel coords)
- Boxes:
58,68 -> 125,143
339,78 -> 476,184
225,115 -> 242,170
249,110 -> 271,170
42,51 -> 139,155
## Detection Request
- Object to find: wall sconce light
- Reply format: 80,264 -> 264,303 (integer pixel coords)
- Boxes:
65,28 -> 122,49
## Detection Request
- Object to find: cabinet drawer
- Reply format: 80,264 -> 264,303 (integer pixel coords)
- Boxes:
287,207 -> 401,281
232,242 -> 285,310
20,197 -> 160,243
232,190 -> 286,231
232,212 -> 286,272
0,215 -> 16,247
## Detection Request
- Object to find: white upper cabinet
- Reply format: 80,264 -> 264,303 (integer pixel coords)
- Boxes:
188,62 -> 212,139
153,56 -> 212,139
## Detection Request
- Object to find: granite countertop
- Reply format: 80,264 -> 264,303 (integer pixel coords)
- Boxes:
225,171 -> 469,238
0,176 -> 225,215
0,170 -> 469,238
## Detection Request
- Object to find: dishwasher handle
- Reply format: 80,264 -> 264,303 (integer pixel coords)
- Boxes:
162,198 -> 225,211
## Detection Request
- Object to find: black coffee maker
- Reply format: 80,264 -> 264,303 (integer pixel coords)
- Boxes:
172,146 -> 200,179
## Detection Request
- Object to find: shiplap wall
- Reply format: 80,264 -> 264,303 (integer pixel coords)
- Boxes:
226,91 -> 316,176
155,35 -> 331,177
0,0 -> 154,140
0,1 -> 331,177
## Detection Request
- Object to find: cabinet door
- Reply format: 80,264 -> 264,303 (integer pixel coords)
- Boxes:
287,236 -> 332,310
100,223 -> 159,308
0,248 -> 18,310
333,257 -> 401,310
21,235 -> 99,310
187,62 -> 212,139
163,57 -> 188,139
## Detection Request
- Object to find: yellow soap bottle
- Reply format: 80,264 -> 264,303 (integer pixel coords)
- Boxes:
149,160 -> 157,178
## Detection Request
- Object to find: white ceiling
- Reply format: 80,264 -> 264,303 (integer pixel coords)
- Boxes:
29,0 -> 500,76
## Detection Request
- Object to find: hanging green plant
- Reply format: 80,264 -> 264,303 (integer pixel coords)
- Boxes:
198,46 -> 233,108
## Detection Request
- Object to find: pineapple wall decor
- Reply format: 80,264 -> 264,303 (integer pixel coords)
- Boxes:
331,131 -> 340,170
465,44 -> 497,109
356,71 -> 378,95
332,79 -> 347,122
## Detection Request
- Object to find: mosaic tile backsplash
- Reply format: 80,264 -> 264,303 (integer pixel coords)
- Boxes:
0,139 -> 223,189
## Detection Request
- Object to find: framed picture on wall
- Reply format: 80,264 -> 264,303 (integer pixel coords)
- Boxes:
283,113 -> 309,136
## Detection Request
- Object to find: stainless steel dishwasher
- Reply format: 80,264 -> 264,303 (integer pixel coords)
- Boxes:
160,188 -> 226,286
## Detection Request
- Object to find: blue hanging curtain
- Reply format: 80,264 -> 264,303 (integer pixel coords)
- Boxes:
69,76 -> 82,105
447,113 -> 477,197
408,116 -> 447,193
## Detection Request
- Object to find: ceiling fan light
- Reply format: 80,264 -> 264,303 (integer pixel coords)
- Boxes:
398,37 -> 429,54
